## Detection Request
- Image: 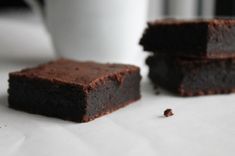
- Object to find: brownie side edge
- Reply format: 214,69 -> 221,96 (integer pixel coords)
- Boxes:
140,19 -> 235,58
146,55 -> 235,96
8,74 -> 87,122
207,23 -> 235,54
139,22 -> 208,54
83,69 -> 141,122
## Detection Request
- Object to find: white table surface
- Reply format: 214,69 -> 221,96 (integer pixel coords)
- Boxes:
0,12 -> 235,156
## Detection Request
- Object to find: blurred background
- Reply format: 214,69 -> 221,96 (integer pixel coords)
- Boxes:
0,0 -> 235,72
148,0 -> 235,19
0,0 -> 235,18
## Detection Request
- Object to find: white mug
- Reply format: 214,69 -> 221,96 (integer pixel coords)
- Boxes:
168,0 -> 197,19
25,0 -> 149,64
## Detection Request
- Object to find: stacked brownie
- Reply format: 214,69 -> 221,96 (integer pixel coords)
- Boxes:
140,19 -> 235,96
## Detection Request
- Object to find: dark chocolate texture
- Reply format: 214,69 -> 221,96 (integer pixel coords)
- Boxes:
146,54 -> 235,96
164,109 -> 174,117
8,59 -> 141,122
140,19 -> 235,58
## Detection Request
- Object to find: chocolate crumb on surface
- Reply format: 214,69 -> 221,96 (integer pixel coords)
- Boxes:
153,83 -> 160,94
164,109 -> 174,117
155,90 -> 160,95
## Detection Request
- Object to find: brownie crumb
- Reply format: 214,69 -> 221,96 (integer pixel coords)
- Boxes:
164,109 -> 174,117
153,84 -> 159,90
155,90 -> 160,95
153,84 -> 160,94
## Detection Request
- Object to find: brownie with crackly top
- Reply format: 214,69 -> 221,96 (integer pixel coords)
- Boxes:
140,19 -> 235,58
8,58 -> 141,122
146,54 -> 235,96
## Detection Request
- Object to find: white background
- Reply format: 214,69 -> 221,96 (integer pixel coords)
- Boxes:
0,12 -> 234,156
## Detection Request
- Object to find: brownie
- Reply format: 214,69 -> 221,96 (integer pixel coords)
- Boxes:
140,19 -> 235,58
8,59 -> 141,122
146,54 -> 235,96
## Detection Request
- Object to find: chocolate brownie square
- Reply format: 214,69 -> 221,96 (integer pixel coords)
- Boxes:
140,19 -> 235,58
146,54 -> 235,96
8,59 -> 141,122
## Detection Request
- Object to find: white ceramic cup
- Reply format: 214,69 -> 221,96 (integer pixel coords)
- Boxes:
168,0 -> 198,19
25,0 -> 148,64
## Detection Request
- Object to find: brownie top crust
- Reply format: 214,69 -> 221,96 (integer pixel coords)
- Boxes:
10,58 -> 140,88
146,54 -> 235,66
147,18 -> 235,26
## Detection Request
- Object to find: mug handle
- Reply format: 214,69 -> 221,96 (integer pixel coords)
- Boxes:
24,0 -> 46,23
